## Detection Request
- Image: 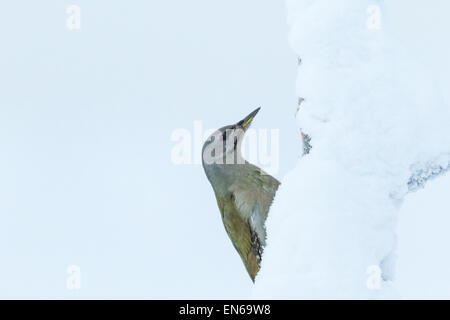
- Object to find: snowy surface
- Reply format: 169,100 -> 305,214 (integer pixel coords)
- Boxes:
2,0 -> 450,299
254,0 -> 450,299
396,173 -> 450,299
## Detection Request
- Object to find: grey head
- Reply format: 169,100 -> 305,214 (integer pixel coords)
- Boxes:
202,108 -> 260,191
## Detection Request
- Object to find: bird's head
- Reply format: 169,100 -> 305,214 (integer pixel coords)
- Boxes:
202,107 -> 260,169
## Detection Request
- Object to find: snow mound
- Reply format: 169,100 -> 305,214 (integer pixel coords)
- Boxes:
396,172 -> 450,299
254,0 -> 450,299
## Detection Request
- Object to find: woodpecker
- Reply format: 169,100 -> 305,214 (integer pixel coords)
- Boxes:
202,108 -> 280,282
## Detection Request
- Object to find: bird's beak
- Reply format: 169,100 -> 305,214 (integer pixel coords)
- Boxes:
237,107 -> 260,130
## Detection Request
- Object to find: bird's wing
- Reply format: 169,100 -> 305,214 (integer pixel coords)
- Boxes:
217,193 -> 262,282
229,167 -> 280,244
245,167 -> 280,220
215,167 -> 280,282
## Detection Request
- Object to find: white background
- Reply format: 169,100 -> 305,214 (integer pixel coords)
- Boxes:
0,1 -> 297,298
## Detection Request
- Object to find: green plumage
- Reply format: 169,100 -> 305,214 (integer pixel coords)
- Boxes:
202,108 -> 280,282
214,167 -> 279,281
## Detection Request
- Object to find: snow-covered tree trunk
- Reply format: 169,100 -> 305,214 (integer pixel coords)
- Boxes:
254,0 -> 450,299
